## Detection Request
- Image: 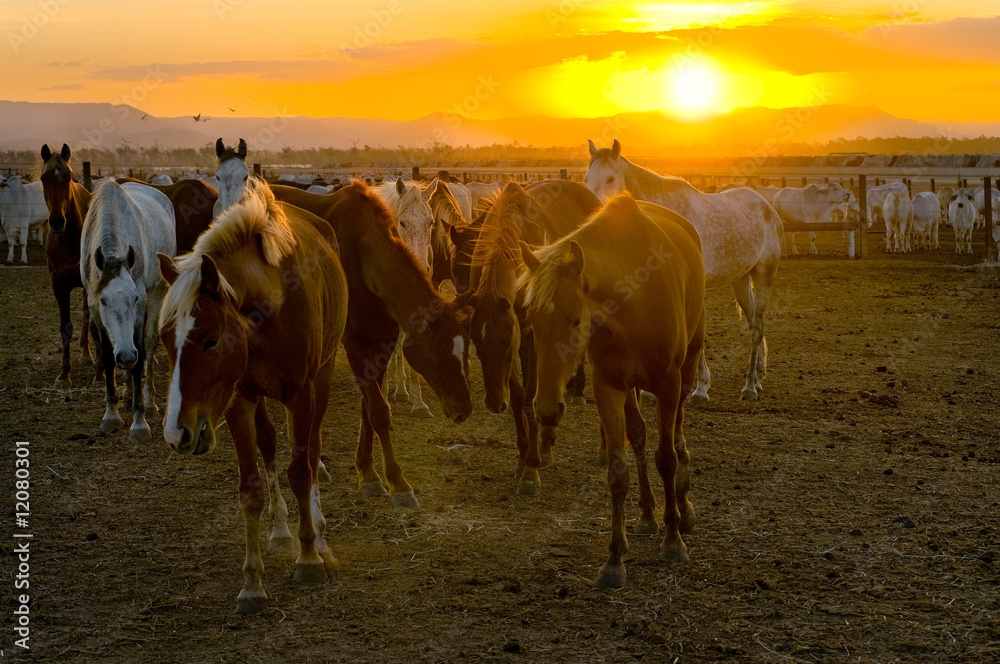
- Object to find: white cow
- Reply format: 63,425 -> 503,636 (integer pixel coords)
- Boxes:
150,173 -> 173,185
772,183 -> 851,255
753,185 -> 779,205
306,184 -> 334,194
883,189 -> 913,253
949,188 -> 977,254
937,186 -> 956,227
0,177 -> 49,264
972,186 -> 1000,229
866,182 -> 909,231
910,192 -> 940,250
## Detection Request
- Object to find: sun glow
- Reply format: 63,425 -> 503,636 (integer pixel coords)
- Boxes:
668,59 -> 722,113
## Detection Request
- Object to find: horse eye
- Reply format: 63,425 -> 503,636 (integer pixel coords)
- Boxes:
203,338 -> 218,351
606,176 -> 614,184
243,175 -> 249,182
571,318 -> 581,328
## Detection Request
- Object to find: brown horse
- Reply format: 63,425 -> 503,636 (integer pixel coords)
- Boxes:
118,177 -> 218,253
37,143 -> 96,388
271,182 -> 473,507
519,194 -> 706,588
157,180 -> 349,615
455,179 -> 601,495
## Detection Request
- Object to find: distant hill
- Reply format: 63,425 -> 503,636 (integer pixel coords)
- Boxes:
1,100 -> 998,156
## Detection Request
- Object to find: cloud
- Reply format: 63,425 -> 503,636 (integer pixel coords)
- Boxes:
87,59 -> 368,84
39,83 -> 85,91
862,16 -> 1000,63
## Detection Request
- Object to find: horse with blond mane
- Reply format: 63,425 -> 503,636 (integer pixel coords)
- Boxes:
518,194 -> 706,588
157,179 -> 349,615
587,139 -> 781,402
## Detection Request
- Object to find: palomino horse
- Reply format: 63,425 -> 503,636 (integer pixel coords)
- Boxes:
456,179 -> 601,495
422,178 -> 468,289
213,138 -> 249,220
518,194 -> 706,588
373,178 -> 437,417
157,180 -> 349,615
586,139 -> 782,401
272,182 -> 473,507
80,180 -> 176,442
37,143 -> 96,388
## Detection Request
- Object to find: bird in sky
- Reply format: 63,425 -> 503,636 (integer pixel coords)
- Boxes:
227,105 -> 238,113
140,113 -> 148,121
193,113 -> 210,122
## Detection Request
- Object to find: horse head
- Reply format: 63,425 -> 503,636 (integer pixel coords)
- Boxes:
214,138 -> 250,218
158,252 -> 249,455
400,298 -> 473,424
387,179 -> 434,269
463,290 -> 518,414
585,138 -> 625,203
92,245 -> 143,369
39,143 -> 74,234
519,239 -> 590,427
448,210 -> 486,294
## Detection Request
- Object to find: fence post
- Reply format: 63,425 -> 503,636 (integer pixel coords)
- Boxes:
253,163 -> 261,177
858,174 -> 867,259
83,162 -> 92,191
905,179 -> 911,197
986,176 -> 995,262
781,177 -> 786,188
801,177 -> 807,187
412,166 -> 420,181
559,168 -> 568,180
929,178 -> 935,193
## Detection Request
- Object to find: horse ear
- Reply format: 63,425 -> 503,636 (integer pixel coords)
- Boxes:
448,224 -> 461,244
60,143 -> 71,161
566,241 -> 585,276
126,245 -> 136,270
588,139 -> 597,157
396,177 -> 406,196
200,255 -> 221,295
41,144 -> 51,161
497,297 -> 511,313
95,246 -> 105,272
237,138 -> 247,159
215,138 -> 225,157
610,139 -> 621,159
157,252 -> 179,286
519,241 -> 540,273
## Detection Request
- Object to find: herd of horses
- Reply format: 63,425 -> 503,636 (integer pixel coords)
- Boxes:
30,137 -> 782,614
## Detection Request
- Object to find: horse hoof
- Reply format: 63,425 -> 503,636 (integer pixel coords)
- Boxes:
739,387 -> 758,402
539,453 -> 555,469
517,480 -> 540,497
53,378 -> 70,390
128,426 -> 151,444
79,356 -> 94,368
595,563 -> 626,588
317,463 -> 333,483
267,536 -> 298,556
569,396 -> 586,406
295,561 -> 329,584
659,540 -> 689,562
391,491 -> 419,508
595,450 -> 609,467
640,391 -> 656,407
100,415 -> 123,432
360,481 -> 388,497
688,394 -> 709,408
409,405 -> 433,419
680,506 -> 697,534
235,591 -> 267,616
634,519 -> 659,536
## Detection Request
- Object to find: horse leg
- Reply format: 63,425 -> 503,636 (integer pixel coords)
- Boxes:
750,263 -> 776,388
126,333 -> 151,443
516,329 -> 543,495
52,276 -> 74,388
226,397 -> 268,615
568,359 -> 587,406
688,350 -> 711,406
592,376 -> 629,588
305,359 -> 338,572
98,330 -> 123,432
654,370 -> 688,562
254,399 -> 296,555
407,363 -> 433,418
507,370 -> 533,486
81,288 -> 99,373
142,284 -> 166,416
731,275 -> 760,401
285,390 -> 327,584
625,388 -> 657,536
389,337 -> 409,402
675,327 -> 703,535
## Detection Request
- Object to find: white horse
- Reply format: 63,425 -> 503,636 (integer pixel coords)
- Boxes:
80,180 -> 176,442
586,139 -> 783,402
0,177 -> 49,264
467,181 -> 503,215
373,178 -> 436,418
213,138 -> 250,220
445,182 -> 473,220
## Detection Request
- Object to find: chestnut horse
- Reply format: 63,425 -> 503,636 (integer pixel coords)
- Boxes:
37,143 -> 95,388
271,182 -> 473,508
456,179 -> 601,496
157,180 -> 349,615
518,194 -> 706,588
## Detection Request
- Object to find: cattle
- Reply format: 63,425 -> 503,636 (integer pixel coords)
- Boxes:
910,192 -> 940,250
882,190 -> 913,253
753,185 -> 779,205
972,186 -> 1000,229
772,183 -> 851,255
949,187 -> 977,254
0,176 -> 49,264
937,186 -> 956,227
866,182 -> 909,230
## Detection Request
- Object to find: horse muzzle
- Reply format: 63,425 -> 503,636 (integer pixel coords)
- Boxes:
166,417 -> 215,455
48,216 -> 67,234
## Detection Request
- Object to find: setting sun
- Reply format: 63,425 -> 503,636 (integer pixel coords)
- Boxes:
667,58 -> 722,115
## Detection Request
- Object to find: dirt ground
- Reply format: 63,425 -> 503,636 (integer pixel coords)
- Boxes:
1,225 -> 999,663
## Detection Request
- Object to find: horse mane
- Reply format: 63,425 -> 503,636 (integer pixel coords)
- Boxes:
427,180 -> 465,257
160,178 -> 294,331
471,186 -> 535,296
589,147 -> 693,198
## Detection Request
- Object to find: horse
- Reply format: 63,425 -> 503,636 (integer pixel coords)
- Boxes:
271,182 -> 473,507
37,143 -> 97,388
586,139 -> 782,402
373,178 -> 437,417
455,179 -> 602,495
213,138 -> 249,220
157,179 -> 349,615
422,178 -> 468,289
116,177 -> 217,253
445,181 -> 473,220
80,180 -> 176,442
517,194 -> 706,588
0,176 -> 49,264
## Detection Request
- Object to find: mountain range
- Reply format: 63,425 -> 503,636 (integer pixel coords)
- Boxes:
1,100 -> 997,156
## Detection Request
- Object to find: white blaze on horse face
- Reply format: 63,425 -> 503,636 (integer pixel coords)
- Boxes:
163,308 -> 196,446
452,335 -> 467,382
100,267 -> 143,366
215,158 -> 250,219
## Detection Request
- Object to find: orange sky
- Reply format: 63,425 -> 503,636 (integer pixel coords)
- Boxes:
3,1 -> 1000,123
